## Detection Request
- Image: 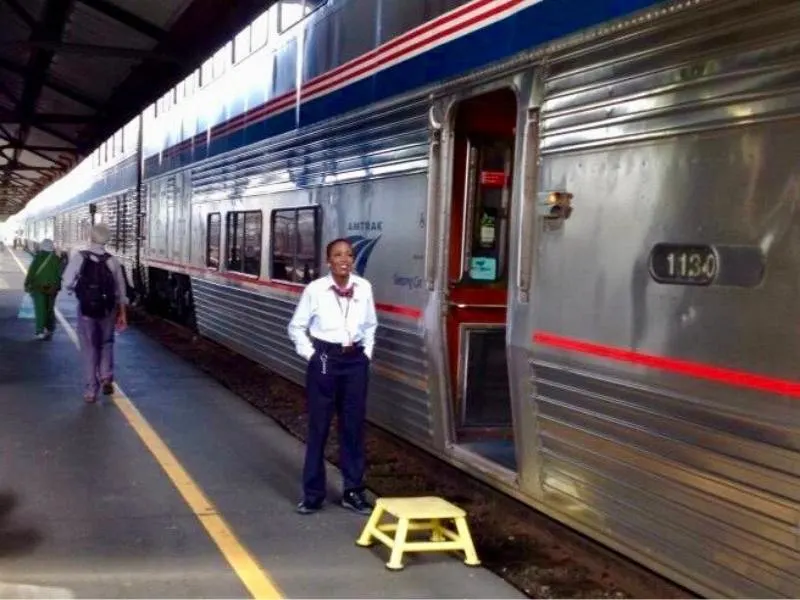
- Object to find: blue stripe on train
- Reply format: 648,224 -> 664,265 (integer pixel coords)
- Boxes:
144,0 -> 665,179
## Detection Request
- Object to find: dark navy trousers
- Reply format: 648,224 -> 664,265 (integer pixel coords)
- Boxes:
303,338 -> 370,504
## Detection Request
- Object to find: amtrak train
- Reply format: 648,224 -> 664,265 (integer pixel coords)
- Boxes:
11,0 -> 800,596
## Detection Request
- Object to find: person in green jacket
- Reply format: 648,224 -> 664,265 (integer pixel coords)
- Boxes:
24,239 -> 62,340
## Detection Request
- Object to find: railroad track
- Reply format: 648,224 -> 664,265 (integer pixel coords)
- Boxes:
129,308 -> 697,599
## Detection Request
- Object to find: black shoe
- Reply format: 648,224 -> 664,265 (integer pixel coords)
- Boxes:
296,499 -> 322,515
341,490 -> 373,515
101,381 -> 114,395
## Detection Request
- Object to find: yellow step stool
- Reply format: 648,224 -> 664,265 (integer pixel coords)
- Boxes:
356,496 -> 481,571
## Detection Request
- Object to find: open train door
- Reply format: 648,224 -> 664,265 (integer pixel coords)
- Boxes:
443,88 -> 518,472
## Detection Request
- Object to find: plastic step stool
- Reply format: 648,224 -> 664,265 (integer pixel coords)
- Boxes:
356,496 -> 481,570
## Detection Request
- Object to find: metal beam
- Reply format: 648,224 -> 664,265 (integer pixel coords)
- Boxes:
0,0 -> 37,29
76,0 -> 166,41
1,0 -> 75,196
0,57 -> 101,109
6,165 -> 61,172
0,40 -> 181,63
29,123 -> 79,147
0,142 -> 76,152
0,110 -> 93,124
15,145 -> 72,165
0,80 -> 19,104
8,172 -> 37,182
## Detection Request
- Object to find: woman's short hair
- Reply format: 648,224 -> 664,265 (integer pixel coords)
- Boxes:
326,238 -> 353,259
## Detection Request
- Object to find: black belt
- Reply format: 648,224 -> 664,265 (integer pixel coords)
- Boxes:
311,337 -> 363,354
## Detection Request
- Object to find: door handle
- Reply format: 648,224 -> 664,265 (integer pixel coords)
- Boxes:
424,117 -> 442,291
517,107 -> 539,303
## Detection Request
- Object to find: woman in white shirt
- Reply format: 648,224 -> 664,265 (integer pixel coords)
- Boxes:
288,238 -> 378,515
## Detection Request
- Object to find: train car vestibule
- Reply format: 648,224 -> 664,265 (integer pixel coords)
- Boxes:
444,88 -> 518,472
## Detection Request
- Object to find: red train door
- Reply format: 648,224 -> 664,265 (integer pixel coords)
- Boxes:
444,88 -> 518,471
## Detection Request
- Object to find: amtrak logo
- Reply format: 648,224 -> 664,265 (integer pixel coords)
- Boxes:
346,220 -> 382,276
345,234 -> 381,276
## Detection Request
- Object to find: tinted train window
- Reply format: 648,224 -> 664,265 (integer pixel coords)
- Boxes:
207,213 -> 221,269
379,0 -> 470,44
273,38 -> 297,96
271,206 -> 321,284
379,0 -> 426,44
305,0 -> 326,14
226,210 -> 262,276
336,0 -> 377,64
303,11 -> 332,81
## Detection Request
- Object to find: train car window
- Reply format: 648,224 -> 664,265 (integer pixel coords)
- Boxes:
270,206 -> 320,284
337,0 -> 377,64
213,43 -> 230,79
200,58 -> 213,87
207,213 -> 221,269
225,210 -> 262,276
303,10 -> 332,81
251,10 -> 269,50
114,130 -> 123,156
426,0 -> 471,19
274,38 -> 297,96
234,26 -> 252,63
379,0 -> 426,44
305,0 -> 326,15
462,137 -> 514,283
279,0 -> 305,32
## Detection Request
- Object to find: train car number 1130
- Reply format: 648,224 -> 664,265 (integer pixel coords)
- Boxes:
649,244 -> 718,285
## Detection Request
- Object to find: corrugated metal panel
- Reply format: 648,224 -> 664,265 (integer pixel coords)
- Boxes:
192,277 -> 433,442
53,213 -> 66,249
119,191 -> 138,258
192,279 -> 299,375
59,205 -> 91,253
190,100 -> 430,198
533,362 -> 800,598
531,1 -> 800,597
103,196 -> 119,250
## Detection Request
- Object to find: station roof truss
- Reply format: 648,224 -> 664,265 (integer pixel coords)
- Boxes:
0,0 -> 277,219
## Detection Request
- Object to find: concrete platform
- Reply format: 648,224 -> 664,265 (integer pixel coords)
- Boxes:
0,248 -> 524,599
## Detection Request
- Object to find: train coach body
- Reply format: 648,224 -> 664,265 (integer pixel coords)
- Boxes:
12,0 -> 800,596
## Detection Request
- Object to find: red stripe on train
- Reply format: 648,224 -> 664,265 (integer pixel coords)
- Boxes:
532,331 -> 800,398
145,258 -> 422,320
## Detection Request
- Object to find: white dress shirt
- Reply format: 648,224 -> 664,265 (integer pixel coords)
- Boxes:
61,243 -> 129,306
288,273 -> 378,361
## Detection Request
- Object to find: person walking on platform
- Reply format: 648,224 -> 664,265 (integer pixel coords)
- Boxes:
62,224 -> 128,403
23,238 -> 62,340
288,238 -> 378,515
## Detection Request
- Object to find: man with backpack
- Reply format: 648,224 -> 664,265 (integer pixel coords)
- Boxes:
62,223 -> 129,403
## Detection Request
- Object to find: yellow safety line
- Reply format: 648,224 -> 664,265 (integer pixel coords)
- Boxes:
11,250 -> 283,599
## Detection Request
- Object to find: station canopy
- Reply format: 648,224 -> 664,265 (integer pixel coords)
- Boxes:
0,0 -> 278,219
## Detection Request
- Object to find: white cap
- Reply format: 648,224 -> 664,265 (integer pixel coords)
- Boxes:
90,223 -> 110,244
40,239 -> 54,252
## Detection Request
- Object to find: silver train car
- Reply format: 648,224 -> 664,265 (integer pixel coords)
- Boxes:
12,0 -> 800,596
